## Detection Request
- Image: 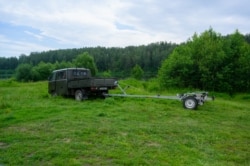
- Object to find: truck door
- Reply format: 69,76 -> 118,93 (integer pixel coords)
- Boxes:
55,70 -> 68,95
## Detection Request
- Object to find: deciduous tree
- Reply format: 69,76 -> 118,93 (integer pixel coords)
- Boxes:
73,52 -> 98,76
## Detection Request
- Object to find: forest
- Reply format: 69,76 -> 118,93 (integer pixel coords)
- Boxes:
0,28 -> 250,93
0,41 -> 177,79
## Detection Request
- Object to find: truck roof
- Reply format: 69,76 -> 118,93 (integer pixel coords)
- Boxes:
52,68 -> 90,72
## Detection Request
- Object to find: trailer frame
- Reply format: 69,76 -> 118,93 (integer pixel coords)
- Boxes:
104,84 -> 214,110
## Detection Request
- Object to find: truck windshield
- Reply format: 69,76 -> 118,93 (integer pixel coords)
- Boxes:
56,71 -> 66,80
48,72 -> 56,81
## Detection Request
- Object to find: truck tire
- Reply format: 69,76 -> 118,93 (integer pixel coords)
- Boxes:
183,96 -> 198,110
75,90 -> 83,101
51,91 -> 57,97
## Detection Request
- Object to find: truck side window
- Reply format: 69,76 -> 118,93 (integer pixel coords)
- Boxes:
73,70 -> 78,76
56,71 -> 66,80
81,71 -> 87,76
72,70 -> 88,78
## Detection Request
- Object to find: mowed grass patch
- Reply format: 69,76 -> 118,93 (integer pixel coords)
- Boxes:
0,80 -> 249,165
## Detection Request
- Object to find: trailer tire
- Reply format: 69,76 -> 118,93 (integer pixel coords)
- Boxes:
75,90 -> 83,101
183,96 -> 198,110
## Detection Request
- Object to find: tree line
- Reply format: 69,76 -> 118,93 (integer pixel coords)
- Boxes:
15,52 -> 98,82
0,42 -> 177,79
158,29 -> 250,93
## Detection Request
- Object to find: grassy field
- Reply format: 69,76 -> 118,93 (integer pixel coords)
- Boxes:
0,79 -> 249,165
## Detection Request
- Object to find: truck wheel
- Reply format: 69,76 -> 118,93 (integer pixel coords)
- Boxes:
51,91 -> 57,97
75,90 -> 83,101
183,96 -> 198,110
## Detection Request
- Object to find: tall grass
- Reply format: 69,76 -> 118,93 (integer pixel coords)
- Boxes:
0,79 -> 249,165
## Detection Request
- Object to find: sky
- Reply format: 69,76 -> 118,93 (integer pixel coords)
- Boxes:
0,0 -> 249,58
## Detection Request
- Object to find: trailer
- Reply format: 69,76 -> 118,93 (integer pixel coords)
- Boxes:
104,84 -> 214,110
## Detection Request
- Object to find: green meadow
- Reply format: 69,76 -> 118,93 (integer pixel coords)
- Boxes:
0,79 -> 249,165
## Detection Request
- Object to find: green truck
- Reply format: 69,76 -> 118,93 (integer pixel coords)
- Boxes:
48,68 -> 117,100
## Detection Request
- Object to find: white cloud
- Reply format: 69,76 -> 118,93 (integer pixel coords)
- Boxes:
0,0 -> 249,57
24,31 -> 44,40
0,35 -> 54,57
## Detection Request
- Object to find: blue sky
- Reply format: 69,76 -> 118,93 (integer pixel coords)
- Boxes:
0,0 -> 249,57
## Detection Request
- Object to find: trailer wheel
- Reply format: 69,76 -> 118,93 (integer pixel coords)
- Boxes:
183,96 -> 198,110
75,90 -> 83,101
